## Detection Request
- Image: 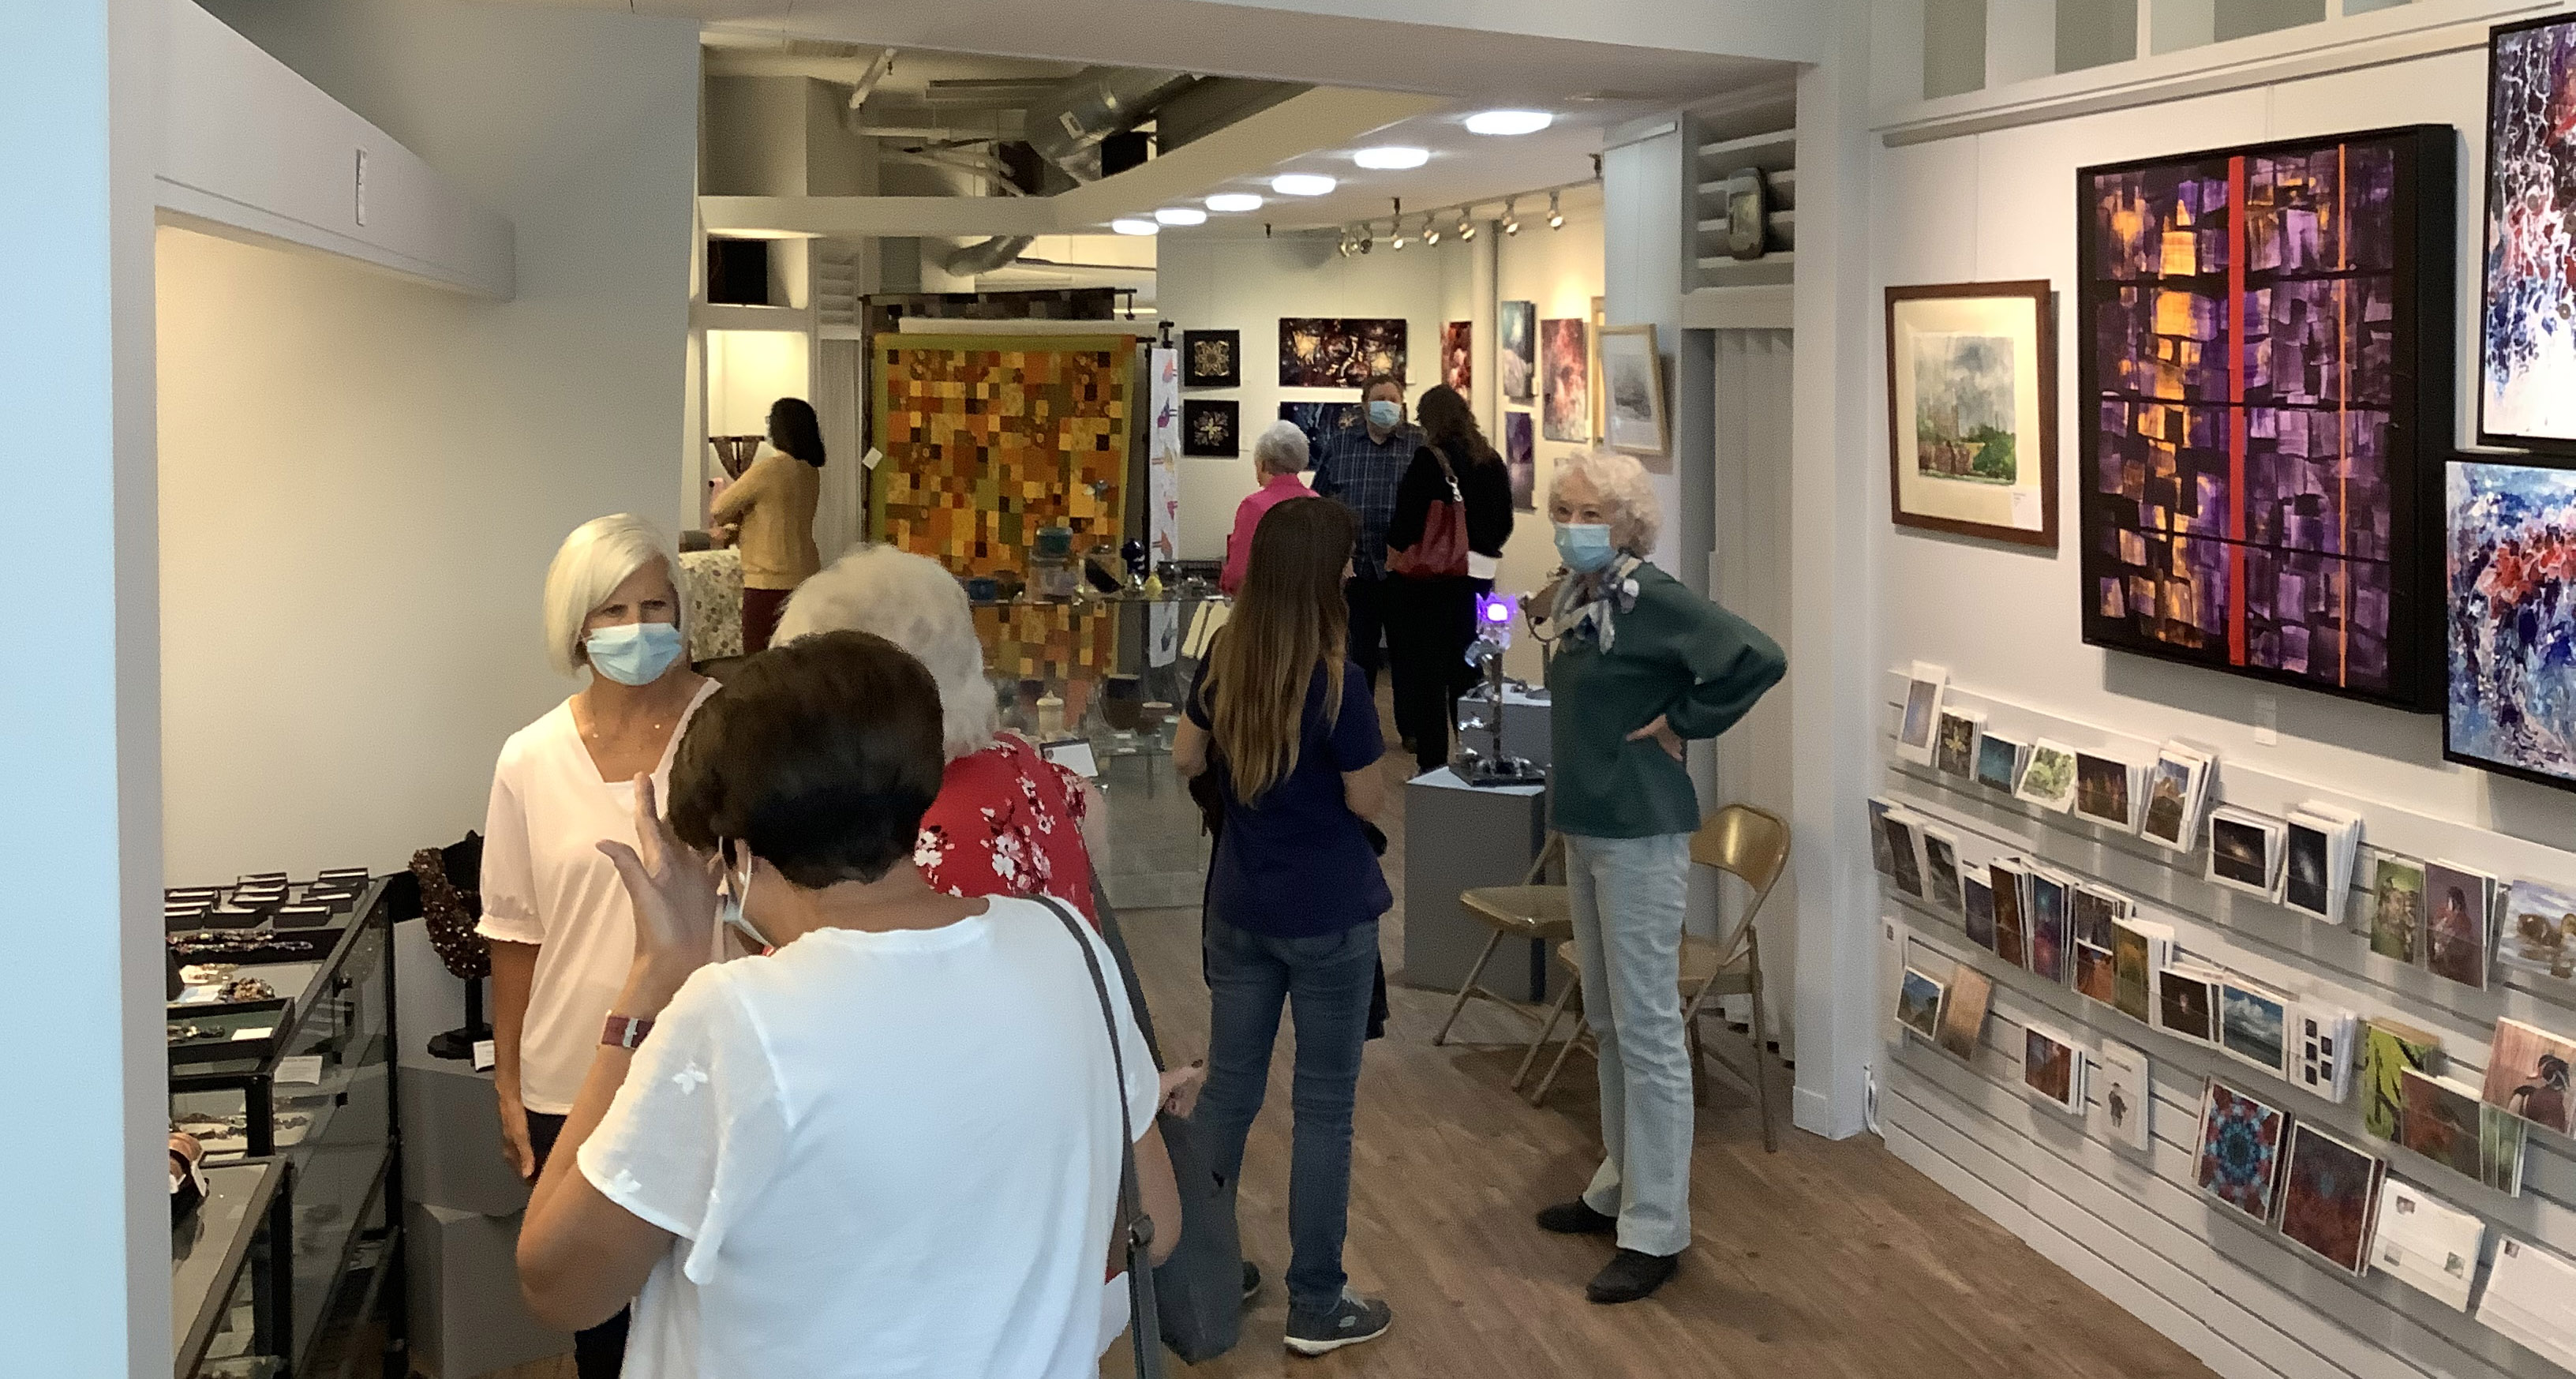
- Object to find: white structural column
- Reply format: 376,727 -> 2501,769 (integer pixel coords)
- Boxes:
1786,1 -> 1881,1141
1986,0 -> 2061,84
0,0 -> 165,1369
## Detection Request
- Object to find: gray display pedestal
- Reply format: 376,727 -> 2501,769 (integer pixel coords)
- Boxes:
1454,684 -> 1554,769
393,919 -> 571,1377
1400,768 -> 1555,999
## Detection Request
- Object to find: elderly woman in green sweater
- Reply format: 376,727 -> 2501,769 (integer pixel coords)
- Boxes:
1523,449 -> 1786,1305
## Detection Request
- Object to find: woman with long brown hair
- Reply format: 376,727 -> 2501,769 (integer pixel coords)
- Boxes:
1174,497 -> 1395,1355
1383,383 -> 1514,773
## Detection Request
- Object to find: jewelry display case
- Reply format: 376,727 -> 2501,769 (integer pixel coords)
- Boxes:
171,1157 -> 290,1379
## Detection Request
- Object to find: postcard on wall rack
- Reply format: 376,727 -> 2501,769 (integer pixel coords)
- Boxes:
2072,884 -> 2129,950
1935,708 -> 1986,778
2480,1017 -> 2576,1137
1881,810 -> 1927,901
2218,977 -> 2293,1081
2110,916 -> 2173,1025
2140,741 -> 2213,853
2015,739 -> 2080,813
2294,1005 -> 2358,1104
2396,1069 -> 2486,1182
2372,1178 -> 2484,1312
2482,1100 -> 2529,1195
2156,962 -> 2221,1045
2277,1123 -> 2386,1276
2476,1236 -> 2576,1374
1964,870 -> 1998,951
2024,1024 -> 2087,1115
2073,940 -> 2118,1004
1896,663 -> 1948,766
2368,853 -> 2429,964
1896,965 -> 1948,1041
1990,859 -> 2031,968
1936,965 -> 1994,1062
2072,750 -> 2144,833
2422,861 -> 2496,989
2196,1079 -> 2292,1224
1921,826 -> 1965,913
2206,808 -> 2285,901
1975,729 -> 2029,794
2027,869 -> 2070,984
1866,796 -> 1897,875
2095,1040 -> 2152,1152
2496,879 -> 2576,987
2361,1019 -> 2444,1141
2281,804 -> 2362,926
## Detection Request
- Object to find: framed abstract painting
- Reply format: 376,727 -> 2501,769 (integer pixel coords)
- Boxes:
2447,459 -> 2576,792
1885,280 -> 2058,549
2076,126 -> 2456,711
2481,14 -> 2576,448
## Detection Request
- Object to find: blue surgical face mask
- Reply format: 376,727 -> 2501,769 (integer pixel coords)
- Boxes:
585,620 -> 684,686
1554,523 -> 1617,573
1367,399 -> 1403,430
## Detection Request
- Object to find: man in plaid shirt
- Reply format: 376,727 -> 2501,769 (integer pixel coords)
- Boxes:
1309,373 -> 1420,694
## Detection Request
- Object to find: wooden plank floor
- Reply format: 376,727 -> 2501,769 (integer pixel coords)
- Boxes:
485,695 -> 2216,1379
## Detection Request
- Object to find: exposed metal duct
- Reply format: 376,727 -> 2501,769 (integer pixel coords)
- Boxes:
1024,66 -> 1196,184
942,235 -> 1038,277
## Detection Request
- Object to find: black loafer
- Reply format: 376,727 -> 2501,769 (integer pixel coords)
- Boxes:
1586,1248 -> 1680,1304
1534,1199 -> 1619,1235
1242,1261 -> 1262,1303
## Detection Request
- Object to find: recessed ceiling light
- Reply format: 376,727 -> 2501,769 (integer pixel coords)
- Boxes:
1153,207 -> 1207,226
1110,218 -> 1159,236
1352,146 -> 1428,171
1271,173 -> 1337,197
1465,109 -> 1553,136
1204,193 -> 1264,213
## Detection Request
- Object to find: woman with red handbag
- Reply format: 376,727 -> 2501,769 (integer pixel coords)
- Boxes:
1382,384 -> 1514,774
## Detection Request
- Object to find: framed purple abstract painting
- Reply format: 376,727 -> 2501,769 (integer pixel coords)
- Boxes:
2076,126 -> 2455,710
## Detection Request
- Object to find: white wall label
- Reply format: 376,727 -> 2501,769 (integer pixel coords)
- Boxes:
472,1039 -> 496,1072
2253,694 -> 2278,747
278,1055 -> 324,1085
354,148 -> 368,227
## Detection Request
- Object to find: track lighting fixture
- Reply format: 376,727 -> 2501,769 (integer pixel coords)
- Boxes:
1547,189 -> 1564,230
1502,198 -> 1520,235
1458,211 -> 1475,242
1423,213 -> 1440,247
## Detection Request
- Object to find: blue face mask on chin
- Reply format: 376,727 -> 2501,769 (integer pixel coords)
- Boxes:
586,621 -> 685,686
1554,523 -> 1617,573
1366,400 -> 1404,430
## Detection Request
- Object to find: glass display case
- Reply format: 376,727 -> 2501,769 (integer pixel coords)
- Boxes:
973,583 -> 1228,788
168,878 -> 400,1379
172,1157 -> 290,1379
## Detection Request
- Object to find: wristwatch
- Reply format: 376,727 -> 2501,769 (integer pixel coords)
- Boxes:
601,1015 -> 655,1050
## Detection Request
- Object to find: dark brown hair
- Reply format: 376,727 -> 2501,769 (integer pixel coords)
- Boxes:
1359,373 -> 1402,401
1415,384 -> 1500,468
669,631 -> 943,887
1199,499 -> 1356,800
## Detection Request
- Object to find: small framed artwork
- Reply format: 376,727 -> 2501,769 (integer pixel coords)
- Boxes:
1181,400 -> 1239,457
1181,329 -> 1240,388
1440,320 -> 1472,395
1599,324 -> 1669,456
1884,280 -> 2058,549
2015,739 -> 2079,813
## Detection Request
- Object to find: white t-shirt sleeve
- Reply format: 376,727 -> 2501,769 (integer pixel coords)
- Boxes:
577,967 -> 788,1286
475,751 -> 545,945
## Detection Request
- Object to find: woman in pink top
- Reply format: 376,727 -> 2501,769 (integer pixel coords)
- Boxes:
1220,421 -> 1316,595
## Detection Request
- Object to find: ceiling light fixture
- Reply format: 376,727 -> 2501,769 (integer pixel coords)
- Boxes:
1466,109 -> 1553,137
1547,189 -> 1564,230
1271,173 -> 1336,197
1110,218 -> 1159,236
1502,198 -> 1520,235
1387,199 -> 1406,250
1154,206 -> 1207,227
1357,223 -> 1373,254
1352,145 -> 1428,171
1423,212 -> 1440,247
1458,211 -> 1475,242
1205,192 -> 1264,213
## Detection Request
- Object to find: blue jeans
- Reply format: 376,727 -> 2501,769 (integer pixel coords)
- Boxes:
1193,916 -> 1380,1317
1564,831 -> 1695,1257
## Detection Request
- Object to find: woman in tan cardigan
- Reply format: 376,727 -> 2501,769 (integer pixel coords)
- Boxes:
711,397 -> 825,652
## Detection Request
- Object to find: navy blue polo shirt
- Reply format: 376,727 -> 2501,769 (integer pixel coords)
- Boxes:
1186,658 -> 1391,937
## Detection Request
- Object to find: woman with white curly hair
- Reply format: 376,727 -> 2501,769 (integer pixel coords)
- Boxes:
1524,450 -> 1784,1306
773,545 -> 1104,925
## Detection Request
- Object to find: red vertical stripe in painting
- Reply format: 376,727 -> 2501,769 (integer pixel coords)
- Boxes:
2336,143 -> 2349,688
2227,155 -> 2248,668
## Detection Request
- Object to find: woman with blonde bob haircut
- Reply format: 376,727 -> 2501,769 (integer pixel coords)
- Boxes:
775,544 -> 1103,924
1175,497 -> 1395,1355
1524,449 -> 1785,1306
480,514 -> 720,1378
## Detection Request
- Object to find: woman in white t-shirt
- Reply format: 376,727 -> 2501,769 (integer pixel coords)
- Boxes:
479,515 -> 718,1378
514,630 -> 1181,1379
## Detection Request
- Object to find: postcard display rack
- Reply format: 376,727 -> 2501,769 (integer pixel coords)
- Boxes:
1874,672 -> 2576,1379
168,875 -> 402,1379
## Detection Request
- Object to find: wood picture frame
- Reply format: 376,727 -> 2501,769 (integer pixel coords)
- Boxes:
1599,324 -> 1668,456
1884,279 -> 2058,550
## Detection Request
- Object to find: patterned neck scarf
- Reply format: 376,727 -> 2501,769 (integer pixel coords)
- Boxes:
1536,555 -> 1644,652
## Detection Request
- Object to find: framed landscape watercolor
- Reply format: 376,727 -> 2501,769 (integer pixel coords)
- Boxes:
2076,126 -> 2455,711
2481,13 -> 2576,448
1885,281 -> 2057,549
2447,459 -> 2576,792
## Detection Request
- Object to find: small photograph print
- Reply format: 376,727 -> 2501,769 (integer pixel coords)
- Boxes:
2196,1080 -> 2290,1223
2016,740 -> 2079,811
2029,873 -> 2069,984
2096,1040 -> 2151,1152
1964,872 -> 1998,950
2397,1069 -> 2485,1181
2112,926 -> 2156,1024
2142,756 -> 2196,845
2423,863 -> 2492,989
2480,1018 -> 2576,1137
1935,711 -> 1981,778
2072,886 -> 2128,950
2277,1124 -> 2384,1275
1896,966 -> 1947,1040
2074,942 -> 2118,1003
2498,880 -> 2576,984
1923,833 -> 1964,912
2220,981 -> 2291,1077
1181,399 -> 1240,457
2158,967 -> 2217,1044
2073,752 -> 2134,830
1881,814 -> 1924,899
1992,866 -> 2029,968
2370,855 -> 2428,963
2208,814 -> 2275,894
1937,965 -> 1994,1062
1181,329 -> 1241,388
2283,819 -> 2332,918
1975,733 -> 2024,793
1899,675 -> 1944,759
2024,1025 -> 2084,1113
2361,1021 -> 2442,1141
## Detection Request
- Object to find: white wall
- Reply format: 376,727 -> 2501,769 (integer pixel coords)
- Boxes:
158,0 -> 700,882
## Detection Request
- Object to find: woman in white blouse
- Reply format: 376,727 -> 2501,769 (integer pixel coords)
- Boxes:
479,514 -> 718,1379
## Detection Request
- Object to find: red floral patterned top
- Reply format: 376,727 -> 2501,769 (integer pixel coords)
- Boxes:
912,735 -> 1100,927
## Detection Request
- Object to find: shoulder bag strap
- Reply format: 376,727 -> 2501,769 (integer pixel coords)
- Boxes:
1039,895 -> 1166,1379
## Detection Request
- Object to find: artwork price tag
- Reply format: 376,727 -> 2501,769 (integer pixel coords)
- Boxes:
278,1055 -> 324,1085
472,1039 -> 496,1072
230,1026 -> 273,1042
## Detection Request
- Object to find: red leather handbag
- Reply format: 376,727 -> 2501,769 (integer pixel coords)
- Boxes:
1387,447 -> 1470,579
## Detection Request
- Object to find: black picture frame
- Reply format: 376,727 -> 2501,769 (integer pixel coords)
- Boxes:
1181,399 -> 1239,457
2442,455 -> 2576,793
1181,329 -> 1240,389
2074,124 -> 2456,714
2477,13 -> 2576,452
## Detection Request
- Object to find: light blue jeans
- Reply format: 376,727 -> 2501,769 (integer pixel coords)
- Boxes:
1564,831 -> 1694,1257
